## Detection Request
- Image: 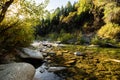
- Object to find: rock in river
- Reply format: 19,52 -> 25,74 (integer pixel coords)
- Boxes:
0,63 -> 35,80
74,51 -> 85,56
47,67 -> 67,72
22,48 -> 44,59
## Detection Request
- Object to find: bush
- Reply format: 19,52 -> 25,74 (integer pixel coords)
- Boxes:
57,32 -> 74,43
76,32 -> 86,45
91,36 -> 101,45
103,2 -> 120,24
91,36 -> 117,46
47,32 -> 58,41
0,17 -> 34,50
97,23 -> 120,39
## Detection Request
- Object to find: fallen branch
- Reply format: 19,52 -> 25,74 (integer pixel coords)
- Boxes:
105,59 -> 120,63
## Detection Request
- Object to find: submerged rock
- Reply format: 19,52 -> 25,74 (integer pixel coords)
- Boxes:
74,51 -> 85,56
47,51 -> 56,57
89,44 -> 99,47
34,63 -> 63,80
65,60 -> 76,65
48,67 -> 67,72
0,63 -> 35,80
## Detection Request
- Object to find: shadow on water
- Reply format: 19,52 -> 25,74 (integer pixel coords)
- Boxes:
21,57 -> 65,80
20,58 -> 44,68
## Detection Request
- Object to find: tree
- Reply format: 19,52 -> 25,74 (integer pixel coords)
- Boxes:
66,1 -> 73,13
0,0 -> 14,23
103,2 -> 120,24
0,0 -> 49,50
97,23 -> 120,39
77,0 -> 93,15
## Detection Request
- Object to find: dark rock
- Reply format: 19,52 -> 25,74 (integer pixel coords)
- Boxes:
47,51 -> 56,57
45,56 -> 51,60
0,63 -> 35,80
42,52 -> 48,57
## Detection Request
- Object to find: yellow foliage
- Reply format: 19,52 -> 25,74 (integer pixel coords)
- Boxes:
103,3 -> 120,24
0,14 -> 34,48
97,23 -> 120,39
62,12 -> 76,23
77,0 -> 93,15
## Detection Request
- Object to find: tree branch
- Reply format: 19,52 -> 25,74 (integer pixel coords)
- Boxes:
0,0 -> 14,23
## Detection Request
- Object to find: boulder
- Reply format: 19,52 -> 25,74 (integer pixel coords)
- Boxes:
0,63 -> 35,80
22,48 -> 44,59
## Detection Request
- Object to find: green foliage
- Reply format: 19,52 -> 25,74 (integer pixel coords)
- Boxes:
97,23 -> 120,39
21,0 -> 49,25
35,0 -> 120,46
91,36 -> 100,45
57,30 -> 74,43
77,0 -> 93,15
47,32 -> 58,41
76,32 -> 85,45
0,0 -> 49,50
91,36 -> 117,46
0,16 -> 34,49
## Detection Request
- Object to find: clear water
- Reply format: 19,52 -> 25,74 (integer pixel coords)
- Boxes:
34,63 -> 64,80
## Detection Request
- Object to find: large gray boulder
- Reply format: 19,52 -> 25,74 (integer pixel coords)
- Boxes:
0,63 -> 35,80
21,48 -> 44,60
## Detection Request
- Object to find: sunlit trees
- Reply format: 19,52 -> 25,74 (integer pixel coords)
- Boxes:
97,1 -> 120,40
0,0 -> 49,50
76,0 -> 93,15
35,0 -> 120,44
98,23 -> 120,39
103,2 -> 120,24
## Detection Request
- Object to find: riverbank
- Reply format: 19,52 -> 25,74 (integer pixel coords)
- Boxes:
0,42 -> 120,80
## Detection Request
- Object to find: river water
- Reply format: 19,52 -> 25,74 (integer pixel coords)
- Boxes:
34,63 -> 64,80
28,41 -> 66,80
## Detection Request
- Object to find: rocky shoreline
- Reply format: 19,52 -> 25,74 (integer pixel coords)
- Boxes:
0,41 -> 120,80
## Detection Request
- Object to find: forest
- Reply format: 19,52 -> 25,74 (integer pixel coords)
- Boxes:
0,0 -> 120,80
0,0 -> 120,50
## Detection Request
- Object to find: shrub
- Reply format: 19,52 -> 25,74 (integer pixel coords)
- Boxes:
47,32 -> 58,41
76,32 -> 85,45
91,36 -> 117,46
97,23 -> 120,39
0,16 -> 34,49
103,2 -> 120,24
57,32 -> 74,43
91,36 -> 101,45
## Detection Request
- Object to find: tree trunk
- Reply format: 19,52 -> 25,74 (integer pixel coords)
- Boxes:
0,0 -> 14,23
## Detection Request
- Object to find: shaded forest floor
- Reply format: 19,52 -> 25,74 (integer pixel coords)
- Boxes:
51,45 -> 120,80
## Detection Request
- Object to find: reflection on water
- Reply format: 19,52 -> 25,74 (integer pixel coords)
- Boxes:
34,63 -> 64,80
